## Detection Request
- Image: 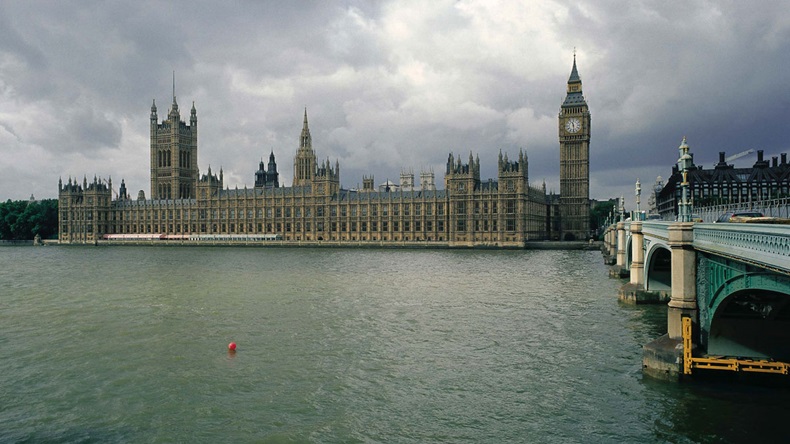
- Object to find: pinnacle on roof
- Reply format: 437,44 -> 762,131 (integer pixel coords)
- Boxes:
568,53 -> 581,84
300,108 -> 312,149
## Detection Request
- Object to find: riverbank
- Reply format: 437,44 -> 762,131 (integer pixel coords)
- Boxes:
0,240 -> 33,246
48,239 -> 602,250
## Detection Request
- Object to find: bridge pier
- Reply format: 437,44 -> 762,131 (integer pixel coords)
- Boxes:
667,223 -> 698,339
629,221 -> 644,286
608,226 -> 617,260
642,222 -> 699,380
609,222 -> 629,278
602,226 -> 616,265
618,221 -> 668,303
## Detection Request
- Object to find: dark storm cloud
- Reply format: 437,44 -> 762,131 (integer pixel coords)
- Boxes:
1,0 -> 788,208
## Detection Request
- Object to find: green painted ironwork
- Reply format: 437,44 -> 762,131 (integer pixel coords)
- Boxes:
697,253 -> 790,349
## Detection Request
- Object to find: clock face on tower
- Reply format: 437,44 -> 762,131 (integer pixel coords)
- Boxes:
565,117 -> 581,134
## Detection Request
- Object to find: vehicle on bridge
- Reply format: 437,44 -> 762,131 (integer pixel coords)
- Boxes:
714,211 -> 763,223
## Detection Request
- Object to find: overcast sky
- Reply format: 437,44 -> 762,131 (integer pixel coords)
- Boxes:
1,1 -> 788,210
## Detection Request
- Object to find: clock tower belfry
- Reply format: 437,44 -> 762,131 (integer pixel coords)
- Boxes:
558,54 -> 591,240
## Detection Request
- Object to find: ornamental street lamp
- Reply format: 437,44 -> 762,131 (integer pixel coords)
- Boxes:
677,137 -> 693,222
635,178 -> 641,213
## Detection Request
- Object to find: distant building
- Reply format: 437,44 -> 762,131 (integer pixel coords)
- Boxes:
657,143 -> 790,219
58,58 -> 592,246
254,151 -> 280,188
558,54 -> 591,240
149,94 -> 198,200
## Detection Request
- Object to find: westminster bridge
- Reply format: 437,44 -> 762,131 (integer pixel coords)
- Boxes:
603,220 -> 790,379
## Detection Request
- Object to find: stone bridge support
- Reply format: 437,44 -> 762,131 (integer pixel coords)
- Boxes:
642,222 -> 699,380
609,227 -> 617,259
618,221 -> 667,303
603,226 -> 617,265
629,221 -> 644,286
667,222 -> 698,339
609,222 -> 630,278
616,222 -> 626,268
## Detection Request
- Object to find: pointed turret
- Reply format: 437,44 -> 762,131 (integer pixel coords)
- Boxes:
168,71 -> 179,117
562,53 -> 586,108
300,108 -> 312,149
293,108 -> 317,186
568,53 -> 581,84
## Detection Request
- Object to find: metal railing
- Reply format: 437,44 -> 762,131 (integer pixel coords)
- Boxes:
683,317 -> 789,375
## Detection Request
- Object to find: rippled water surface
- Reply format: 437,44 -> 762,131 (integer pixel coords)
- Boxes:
1,246 -> 786,442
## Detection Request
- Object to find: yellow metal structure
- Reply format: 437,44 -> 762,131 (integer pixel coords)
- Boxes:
682,316 -> 789,375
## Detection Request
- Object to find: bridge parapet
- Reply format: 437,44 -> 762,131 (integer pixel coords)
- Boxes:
641,221 -> 671,241
693,223 -> 790,275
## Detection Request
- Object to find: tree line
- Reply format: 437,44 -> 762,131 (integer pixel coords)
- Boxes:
0,199 -> 58,240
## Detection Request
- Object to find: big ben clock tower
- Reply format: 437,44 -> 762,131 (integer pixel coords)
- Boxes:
558,54 -> 591,240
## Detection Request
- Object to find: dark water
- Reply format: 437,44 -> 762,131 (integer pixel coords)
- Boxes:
0,246 -> 786,443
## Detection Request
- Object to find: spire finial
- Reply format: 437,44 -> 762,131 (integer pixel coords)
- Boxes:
172,70 -> 176,103
568,52 -> 581,84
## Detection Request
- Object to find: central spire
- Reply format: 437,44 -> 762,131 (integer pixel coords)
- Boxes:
170,71 -> 179,114
562,53 -> 586,107
568,53 -> 581,85
300,107 -> 312,150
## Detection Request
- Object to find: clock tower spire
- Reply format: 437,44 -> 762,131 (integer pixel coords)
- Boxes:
558,53 -> 591,240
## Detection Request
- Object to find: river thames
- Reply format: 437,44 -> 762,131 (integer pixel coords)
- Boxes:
0,246 -> 786,442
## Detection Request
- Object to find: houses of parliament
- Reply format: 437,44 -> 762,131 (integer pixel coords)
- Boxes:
58,57 -> 591,246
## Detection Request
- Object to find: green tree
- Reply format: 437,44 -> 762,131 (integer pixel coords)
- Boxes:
590,199 -> 617,238
0,199 -> 59,240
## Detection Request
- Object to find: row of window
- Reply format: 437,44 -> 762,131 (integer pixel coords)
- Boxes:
70,217 -> 529,237
101,217 -> 526,235
63,199 -> 529,222
689,184 -> 789,198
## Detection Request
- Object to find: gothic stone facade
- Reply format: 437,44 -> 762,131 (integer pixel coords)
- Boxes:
558,55 -> 591,241
58,59 -> 590,246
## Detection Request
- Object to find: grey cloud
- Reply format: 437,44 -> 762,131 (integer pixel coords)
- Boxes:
2,1 -> 789,206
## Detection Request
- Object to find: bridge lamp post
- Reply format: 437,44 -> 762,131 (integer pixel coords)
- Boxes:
677,137 -> 693,223
620,195 -> 625,221
635,178 -> 641,218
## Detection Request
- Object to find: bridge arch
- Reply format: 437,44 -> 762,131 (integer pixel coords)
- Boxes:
644,243 -> 671,292
703,272 -> 790,361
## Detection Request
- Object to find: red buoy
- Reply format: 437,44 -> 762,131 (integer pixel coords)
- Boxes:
228,342 -> 237,351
